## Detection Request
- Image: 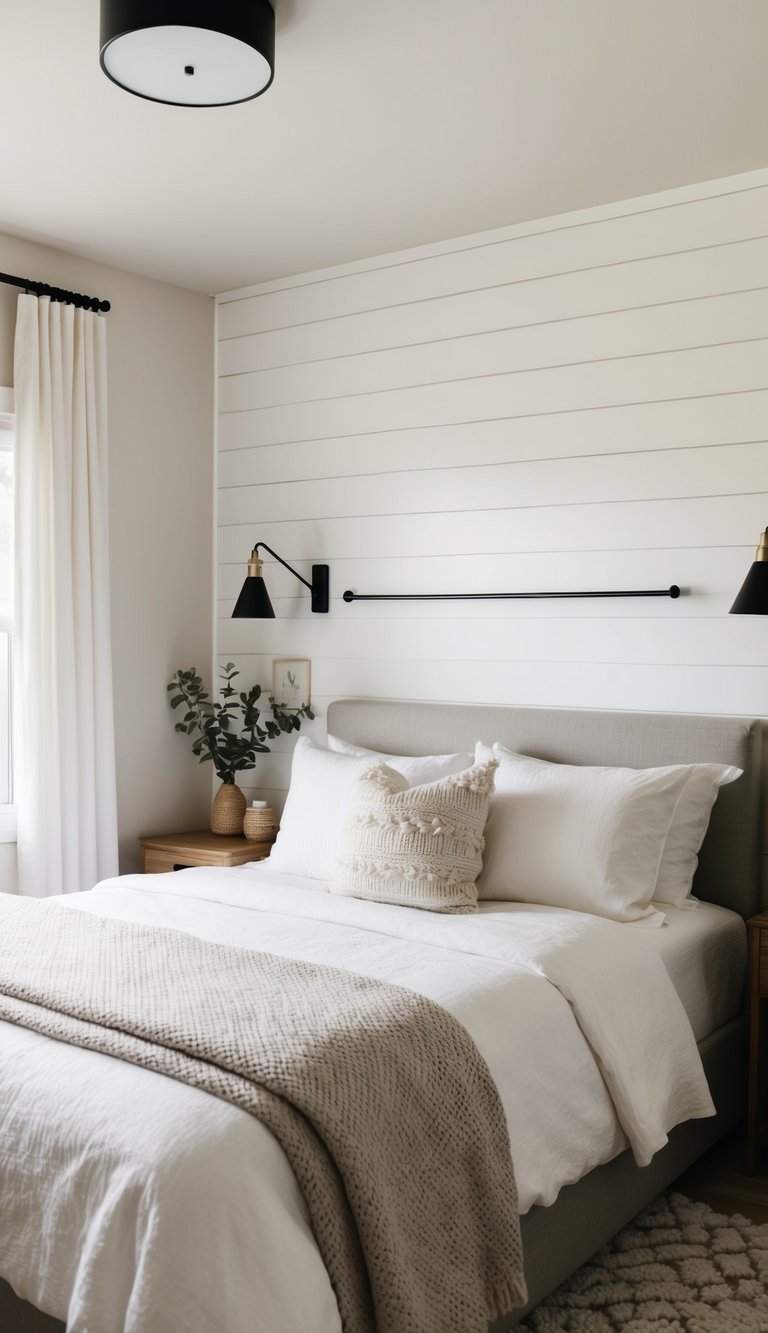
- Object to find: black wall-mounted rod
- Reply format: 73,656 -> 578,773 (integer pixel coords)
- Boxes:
0,271 -> 111,313
343,585 -> 681,603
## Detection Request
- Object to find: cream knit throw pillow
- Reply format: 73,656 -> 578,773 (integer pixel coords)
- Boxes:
329,759 -> 498,914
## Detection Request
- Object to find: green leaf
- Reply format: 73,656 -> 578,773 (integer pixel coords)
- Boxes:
169,659 -> 311,783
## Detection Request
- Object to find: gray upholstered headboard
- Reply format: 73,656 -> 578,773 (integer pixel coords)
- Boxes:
326,700 -> 766,919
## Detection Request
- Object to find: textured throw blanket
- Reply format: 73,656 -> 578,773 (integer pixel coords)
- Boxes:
0,896 -> 525,1332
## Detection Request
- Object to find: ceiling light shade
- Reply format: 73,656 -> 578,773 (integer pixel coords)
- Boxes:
99,0 -> 275,107
232,544 -> 330,617
730,527 -> 768,615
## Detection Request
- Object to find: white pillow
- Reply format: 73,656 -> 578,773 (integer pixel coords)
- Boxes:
326,733 -> 473,779
652,761 -> 742,907
329,759 -> 498,913
268,738 -> 474,881
474,742 -> 692,925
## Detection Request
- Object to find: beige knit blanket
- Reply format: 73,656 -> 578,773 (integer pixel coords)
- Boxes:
0,896 -> 525,1332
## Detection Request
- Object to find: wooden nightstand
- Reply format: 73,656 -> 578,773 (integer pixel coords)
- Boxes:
747,911 -> 768,1174
139,830 -> 274,874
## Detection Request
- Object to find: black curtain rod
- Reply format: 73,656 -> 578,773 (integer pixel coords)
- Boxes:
0,271 -> 110,313
343,586 -> 682,603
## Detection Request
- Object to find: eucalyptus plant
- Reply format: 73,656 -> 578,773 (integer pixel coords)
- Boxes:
167,662 -> 313,785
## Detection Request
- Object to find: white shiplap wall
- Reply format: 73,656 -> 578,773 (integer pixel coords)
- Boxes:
215,169 -> 768,812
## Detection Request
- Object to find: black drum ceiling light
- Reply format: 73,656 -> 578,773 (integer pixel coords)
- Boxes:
99,1 -> 275,107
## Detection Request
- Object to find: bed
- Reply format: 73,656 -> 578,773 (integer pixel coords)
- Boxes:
0,699 -> 764,1332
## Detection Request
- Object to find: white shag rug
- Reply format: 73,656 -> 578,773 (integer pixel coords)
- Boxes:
520,1191 -> 768,1331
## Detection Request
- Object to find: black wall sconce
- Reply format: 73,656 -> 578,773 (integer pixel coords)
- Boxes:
730,527 -> 768,615
232,544 -> 330,618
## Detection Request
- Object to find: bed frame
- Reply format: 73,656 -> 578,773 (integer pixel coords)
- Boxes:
2,701 -> 765,1332
328,700 -> 765,1328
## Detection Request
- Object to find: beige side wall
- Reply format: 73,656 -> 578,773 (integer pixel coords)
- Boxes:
0,232 -> 215,883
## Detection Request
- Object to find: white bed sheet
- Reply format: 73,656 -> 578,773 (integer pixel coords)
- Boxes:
646,899 -> 746,1041
0,866 -> 720,1333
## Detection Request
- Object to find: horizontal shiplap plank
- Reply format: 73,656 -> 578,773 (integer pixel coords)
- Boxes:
218,238 -> 768,373
214,654 -> 768,717
217,186 -> 768,338
219,289 -> 768,412
217,441 -> 766,527
218,390 -> 768,480
218,342 -> 768,446
218,613 -> 768,668
216,491 -> 768,565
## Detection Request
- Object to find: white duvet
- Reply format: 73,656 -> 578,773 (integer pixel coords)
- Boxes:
0,865 -> 715,1333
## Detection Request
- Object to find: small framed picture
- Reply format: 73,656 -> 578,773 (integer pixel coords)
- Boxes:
272,658 -> 311,710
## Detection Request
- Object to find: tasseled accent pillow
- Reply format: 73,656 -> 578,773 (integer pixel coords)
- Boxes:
329,759 -> 498,914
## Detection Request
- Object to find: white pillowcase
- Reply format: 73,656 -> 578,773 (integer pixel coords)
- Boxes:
652,761 -> 742,907
326,733 -> 473,778
268,737 -> 474,881
474,742 -> 692,925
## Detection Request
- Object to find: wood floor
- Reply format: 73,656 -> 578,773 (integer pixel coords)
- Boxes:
675,1127 -> 768,1224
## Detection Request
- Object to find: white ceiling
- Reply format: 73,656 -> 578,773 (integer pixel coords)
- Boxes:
2,0 -> 768,295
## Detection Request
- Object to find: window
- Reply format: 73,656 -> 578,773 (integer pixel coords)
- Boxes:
0,394 -> 14,838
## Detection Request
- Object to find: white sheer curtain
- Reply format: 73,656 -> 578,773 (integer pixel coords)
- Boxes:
13,294 -> 118,896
